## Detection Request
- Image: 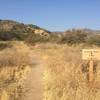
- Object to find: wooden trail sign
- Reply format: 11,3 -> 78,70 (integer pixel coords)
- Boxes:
82,49 -> 100,82
82,49 -> 100,60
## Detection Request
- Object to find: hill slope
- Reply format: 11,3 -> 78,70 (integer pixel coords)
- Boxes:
0,19 -> 100,46
0,20 -> 51,41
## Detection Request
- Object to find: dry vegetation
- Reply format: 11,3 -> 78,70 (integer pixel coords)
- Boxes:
32,43 -> 100,100
0,41 -> 32,100
1,41 -> 100,100
1,20 -> 100,100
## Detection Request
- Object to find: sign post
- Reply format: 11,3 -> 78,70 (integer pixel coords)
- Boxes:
82,49 -> 100,82
89,60 -> 93,82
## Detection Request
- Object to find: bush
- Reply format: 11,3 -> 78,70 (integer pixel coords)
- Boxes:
0,31 -> 14,41
61,33 -> 87,45
0,31 -> 29,41
86,35 -> 100,46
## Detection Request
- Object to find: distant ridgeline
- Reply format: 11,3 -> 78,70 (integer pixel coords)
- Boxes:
0,19 -> 100,46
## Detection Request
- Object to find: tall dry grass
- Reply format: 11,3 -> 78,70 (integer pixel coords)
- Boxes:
0,41 -> 32,100
33,43 -> 100,100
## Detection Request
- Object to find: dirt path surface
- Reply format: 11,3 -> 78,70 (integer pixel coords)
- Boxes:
21,54 -> 44,100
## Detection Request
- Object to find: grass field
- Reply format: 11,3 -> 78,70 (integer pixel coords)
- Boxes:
32,43 -> 100,100
0,41 -> 31,100
1,42 -> 100,100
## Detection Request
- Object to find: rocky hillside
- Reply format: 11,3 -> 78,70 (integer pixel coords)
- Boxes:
0,20 -> 51,41
0,19 -> 100,46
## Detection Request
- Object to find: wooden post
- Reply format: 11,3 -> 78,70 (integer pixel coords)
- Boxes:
82,49 -> 100,83
89,60 -> 94,82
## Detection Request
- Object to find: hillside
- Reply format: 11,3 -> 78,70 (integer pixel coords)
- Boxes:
0,19 -> 100,46
0,19 -> 51,41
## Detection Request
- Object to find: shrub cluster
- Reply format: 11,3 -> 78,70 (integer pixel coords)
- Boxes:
0,29 -> 100,46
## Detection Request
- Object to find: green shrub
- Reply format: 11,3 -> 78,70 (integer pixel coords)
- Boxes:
0,31 -> 28,41
60,33 -> 87,45
86,35 -> 100,46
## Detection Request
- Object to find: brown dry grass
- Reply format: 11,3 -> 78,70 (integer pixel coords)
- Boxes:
0,41 -> 32,100
1,42 -> 100,100
32,43 -> 100,100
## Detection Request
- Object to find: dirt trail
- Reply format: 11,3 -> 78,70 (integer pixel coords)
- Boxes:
21,54 -> 44,100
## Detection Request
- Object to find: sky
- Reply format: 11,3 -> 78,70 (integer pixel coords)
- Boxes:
0,0 -> 100,31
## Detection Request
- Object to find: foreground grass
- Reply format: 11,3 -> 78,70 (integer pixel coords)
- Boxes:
1,42 -> 100,100
0,41 -> 32,100
32,43 -> 100,100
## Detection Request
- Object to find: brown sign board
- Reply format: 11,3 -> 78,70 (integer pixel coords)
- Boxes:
82,49 -> 100,60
